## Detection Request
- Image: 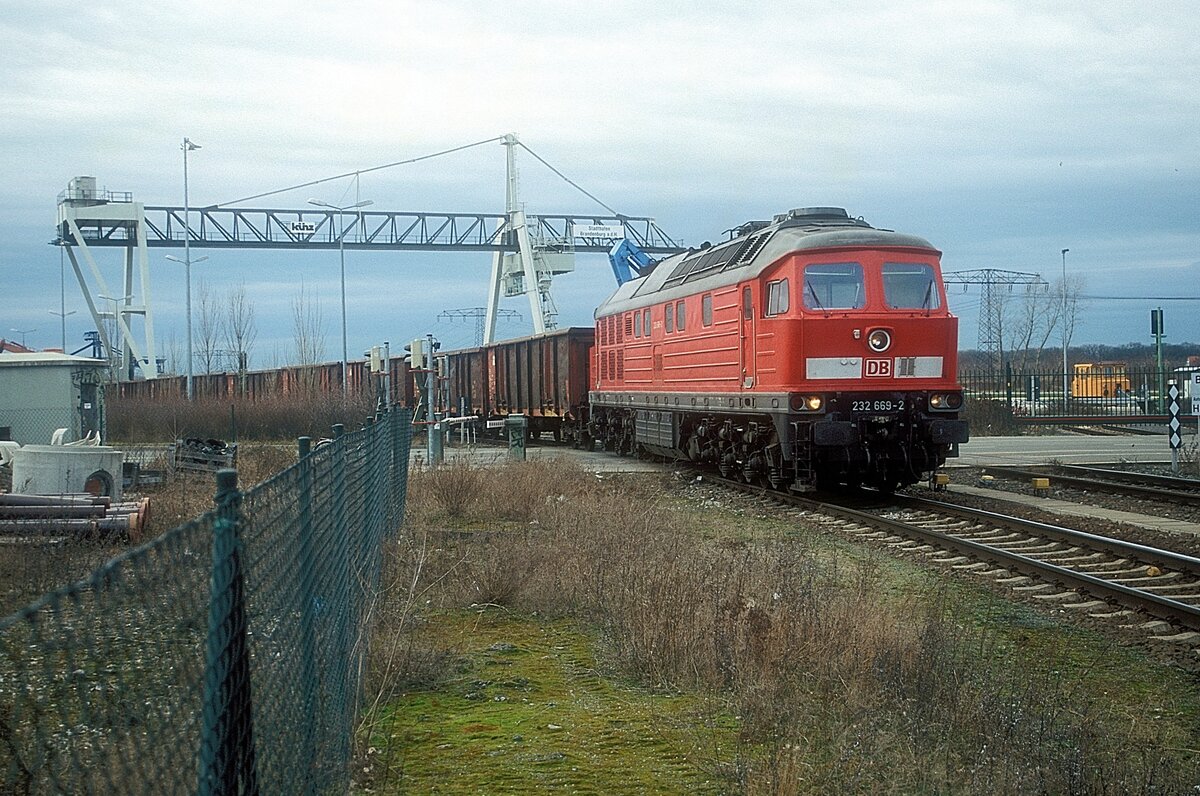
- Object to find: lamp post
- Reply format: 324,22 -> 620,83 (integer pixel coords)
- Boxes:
165,253 -> 208,381
307,197 -> 373,396
182,137 -> 201,400
9,328 -> 36,348
1060,248 -> 1069,409
98,293 -> 133,376
48,309 -> 76,351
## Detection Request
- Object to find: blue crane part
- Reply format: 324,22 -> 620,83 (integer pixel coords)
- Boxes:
608,238 -> 656,285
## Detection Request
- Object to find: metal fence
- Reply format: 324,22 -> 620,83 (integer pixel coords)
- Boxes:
961,367 -> 1198,421
0,406 -> 412,794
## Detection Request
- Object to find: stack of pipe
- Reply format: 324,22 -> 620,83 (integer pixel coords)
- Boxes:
0,493 -> 150,543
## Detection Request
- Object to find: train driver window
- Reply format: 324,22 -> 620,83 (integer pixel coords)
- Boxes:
803,262 -> 864,310
766,279 -> 790,316
742,286 -> 752,319
676,300 -> 686,331
702,294 -> 713,326
665,303 -> 674,333
882,262 -> 941,310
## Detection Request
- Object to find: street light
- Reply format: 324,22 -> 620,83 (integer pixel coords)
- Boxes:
9,328 -> 36,348
47,309 -> 76,351
1061,248 -> 1070,409
307,197 -> 374,395
166,252 -> 209,383
182,136 -> 201,400
98,293 -> 133,376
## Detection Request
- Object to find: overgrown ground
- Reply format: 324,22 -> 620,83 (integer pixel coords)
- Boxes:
0,443 -> 297,618
358,459 -> 1200,794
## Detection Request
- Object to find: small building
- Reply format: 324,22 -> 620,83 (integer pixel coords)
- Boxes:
0,352 -> 108,444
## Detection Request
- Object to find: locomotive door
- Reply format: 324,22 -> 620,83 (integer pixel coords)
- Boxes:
740,285 -> 756,388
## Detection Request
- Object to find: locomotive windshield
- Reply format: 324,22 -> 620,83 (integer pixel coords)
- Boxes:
803,262 -> 865,310
882,262 -> 941,310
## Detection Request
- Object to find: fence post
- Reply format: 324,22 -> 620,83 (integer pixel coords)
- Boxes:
198,468 -> 259,796
330,423 -> 353,765
296,436 -> 320,792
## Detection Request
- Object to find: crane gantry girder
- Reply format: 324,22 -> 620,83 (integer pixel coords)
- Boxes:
53,206 -> 685,255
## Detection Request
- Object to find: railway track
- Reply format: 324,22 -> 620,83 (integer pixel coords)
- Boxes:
982,463 -> 1200,508
707,475 -> 1200,644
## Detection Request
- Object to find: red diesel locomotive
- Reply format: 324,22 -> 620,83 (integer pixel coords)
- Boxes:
586,207 -> 968,491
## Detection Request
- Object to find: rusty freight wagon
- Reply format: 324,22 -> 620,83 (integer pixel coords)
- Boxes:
440,327 -> 593,440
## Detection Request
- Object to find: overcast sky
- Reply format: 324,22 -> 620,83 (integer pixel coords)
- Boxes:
2,1 -> 1198,369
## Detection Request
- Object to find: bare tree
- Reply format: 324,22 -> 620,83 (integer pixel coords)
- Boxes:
224,282 -> 257,373
292,282 -> 326,364
195,279 -> 224,374
162,331 -> 183,376
1002,275 -> 1085,373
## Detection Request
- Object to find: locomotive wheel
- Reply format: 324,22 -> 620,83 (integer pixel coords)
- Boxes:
719,452 -> 736,479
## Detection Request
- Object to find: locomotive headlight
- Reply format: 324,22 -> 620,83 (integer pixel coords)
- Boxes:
790,394 -> 824,412
867,328 -> 892,352
929,393 -> 963,411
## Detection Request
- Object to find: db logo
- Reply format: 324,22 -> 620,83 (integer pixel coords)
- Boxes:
865,358 -> 892,377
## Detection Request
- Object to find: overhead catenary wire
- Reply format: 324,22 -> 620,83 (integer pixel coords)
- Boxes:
516,141 -> 620,216
212,135 -> 624,219
214,136 -> 506,207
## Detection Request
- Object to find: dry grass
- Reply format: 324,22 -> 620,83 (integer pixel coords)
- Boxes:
363,458 -> 1200,794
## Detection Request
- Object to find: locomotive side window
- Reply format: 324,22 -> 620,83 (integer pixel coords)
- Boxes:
665,304 -> 674,333
702,294 -> 713,326
676,301 -> 686,331
633,312 -> 642,338
803,263 -> 864,310
882,262 -> 941,310
742,287 -> 752,319
766,279 -> 790,316
643,308 -> 652,336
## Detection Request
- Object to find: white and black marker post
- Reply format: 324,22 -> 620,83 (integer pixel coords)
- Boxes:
1167,379 -> 1181,474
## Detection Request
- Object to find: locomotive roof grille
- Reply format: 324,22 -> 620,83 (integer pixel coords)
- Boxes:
662,230 -> 775,289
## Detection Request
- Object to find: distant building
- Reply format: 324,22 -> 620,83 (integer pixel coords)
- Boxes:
0,352 -> 108,444
0,339 -> 34,355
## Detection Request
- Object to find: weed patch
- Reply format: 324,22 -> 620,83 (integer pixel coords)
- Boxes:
361,460 -> 1200,793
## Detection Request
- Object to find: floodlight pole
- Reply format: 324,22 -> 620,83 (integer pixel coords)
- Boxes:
183,137 -> 201,400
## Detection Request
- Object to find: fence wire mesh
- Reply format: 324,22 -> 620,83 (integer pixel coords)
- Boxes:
0,406 -> 412,794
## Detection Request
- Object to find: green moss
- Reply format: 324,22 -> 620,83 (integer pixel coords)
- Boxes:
363,610 -> 736,793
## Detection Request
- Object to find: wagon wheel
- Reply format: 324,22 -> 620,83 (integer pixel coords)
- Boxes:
767,463 -> 787,490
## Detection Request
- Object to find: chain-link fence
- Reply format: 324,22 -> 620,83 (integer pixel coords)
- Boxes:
0,406 -> 412,794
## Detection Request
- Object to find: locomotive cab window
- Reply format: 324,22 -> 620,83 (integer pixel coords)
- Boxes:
702,294 -> 713,326
665,303 -> 674,333
643,308 -> 652,336
765,279 -> 790,316
676,300 -> 686,331
882,262 -> 941,310
803,262 -> 865,310
633,312 -> 641,338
